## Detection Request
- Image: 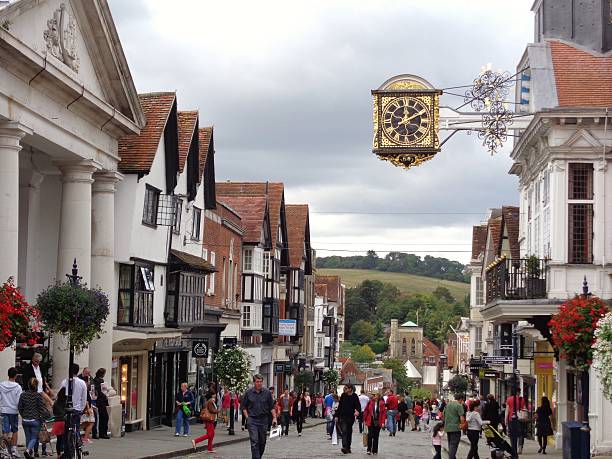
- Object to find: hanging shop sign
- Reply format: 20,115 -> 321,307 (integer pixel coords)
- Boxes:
279,319 -> 297,337
192,340 -> 209,359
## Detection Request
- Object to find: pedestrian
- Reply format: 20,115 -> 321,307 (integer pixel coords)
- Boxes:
443,393 -> 466,459
221,388 -> 230,425
192,392 -> 218,453
466,399 -> 483,459
363,392 -> 386,456
291,392 -> 306,436
431,401 -> 439,421
0,367 -> 22,458
505,388 -> 526,453
398,396 -> 408,432
51,388 -> 67,458
335,383 -> 361,454
414,401 -> 423,431
422,402 -> 431,432
304,391 -> 312,419
80,401 -> 96,444
325,393 -> 338,438
431,422 -> 444,459
20,353 -> 49,393
500,403 -> 507,435
276,387 -> 292,436
405,392 -> 416,431
315,393 -> 324,418
535,396 -> 554,454
175,382 -> 194,437
18,378 -> 50,459
385,389 -> 399,436
358,389 -> 369,434
242,374 -> 277,459
59,363 -> 88,451
92,368 -> 110,439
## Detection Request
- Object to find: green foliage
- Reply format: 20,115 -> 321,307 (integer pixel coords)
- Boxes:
339,341 -> 358,357
350,320 -> 375,345
214,346 -> 251,393
432,286 -> 455,303
369,339 -> 389,354
36,282 -> 109,354
323,369 -> 340,389
352,344 -> 376,363
448,374 -> 469,395
317,253 -> 469,283
411,387 -> 432,400
383,358 -> 410,393
345,291 -> 372,340
294,370 -> 315,392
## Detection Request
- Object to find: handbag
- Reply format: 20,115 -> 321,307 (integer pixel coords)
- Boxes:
362,425 -> 368,447
50,420 -> 65,436
460,419 -> 468,432
199,407 -> 214,423
182,404 -> 192,417
38,423 -> 51,443
518,409 -> 529,421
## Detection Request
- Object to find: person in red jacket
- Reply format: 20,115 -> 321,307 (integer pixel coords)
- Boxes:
364,392 -> 387,455
385,389 -> 399,436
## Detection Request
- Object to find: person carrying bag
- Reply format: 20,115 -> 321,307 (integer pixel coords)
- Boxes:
192,392 -> 219,453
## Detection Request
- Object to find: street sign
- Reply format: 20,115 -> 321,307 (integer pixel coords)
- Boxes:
279,319 -> 297,336
484,355 -> 512,365
192,340 -> 209,359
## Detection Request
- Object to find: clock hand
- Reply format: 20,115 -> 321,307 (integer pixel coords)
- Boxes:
403,109 -> 427,123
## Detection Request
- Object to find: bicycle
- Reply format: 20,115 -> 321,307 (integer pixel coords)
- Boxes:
55,414 -> 88,459
0,415 -> 15,459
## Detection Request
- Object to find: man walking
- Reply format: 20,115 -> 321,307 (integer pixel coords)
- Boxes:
358,389 -> 370,434
335,383 -> 361,454
385,389 -> 399,436
20,353 -> 48,393
276,387 -> 292,436
0,367 -> 22,458
242,374 -> 277,459
443,394 -> 466,459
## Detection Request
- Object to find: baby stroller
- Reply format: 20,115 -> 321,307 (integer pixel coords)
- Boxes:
483,423 -> 513,459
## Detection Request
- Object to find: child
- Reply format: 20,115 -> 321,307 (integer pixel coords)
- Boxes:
432,422 -> 444,459
414,401 -> 423,431
422,403 -> 431,432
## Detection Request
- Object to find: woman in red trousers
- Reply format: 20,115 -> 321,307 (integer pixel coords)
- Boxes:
363,392 -> 387,455
191,393 -> 219,453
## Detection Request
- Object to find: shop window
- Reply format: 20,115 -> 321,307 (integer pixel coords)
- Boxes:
142,185 -> 160,226
117,357 -> 139,422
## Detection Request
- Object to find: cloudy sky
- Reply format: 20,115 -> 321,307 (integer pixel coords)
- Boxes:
107,0 -> 534,264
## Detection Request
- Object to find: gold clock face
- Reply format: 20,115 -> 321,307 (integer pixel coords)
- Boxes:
382,96 -> 431,145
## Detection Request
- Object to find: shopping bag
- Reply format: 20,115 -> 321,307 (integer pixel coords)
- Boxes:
331,424 -> 338,445
269,426 -> 281,439
362,432 -> 368,447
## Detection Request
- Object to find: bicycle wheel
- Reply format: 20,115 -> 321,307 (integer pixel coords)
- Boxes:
0,438 -> 12,459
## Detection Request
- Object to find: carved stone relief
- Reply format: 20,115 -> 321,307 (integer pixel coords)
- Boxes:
43,3 -> 79,73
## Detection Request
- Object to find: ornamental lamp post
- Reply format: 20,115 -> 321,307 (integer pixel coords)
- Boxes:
580,277 -> 591,458
64,258 -> 81,459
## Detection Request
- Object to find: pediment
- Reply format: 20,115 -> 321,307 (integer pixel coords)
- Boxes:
561,129 -> 602,148
0,0 -> 144,127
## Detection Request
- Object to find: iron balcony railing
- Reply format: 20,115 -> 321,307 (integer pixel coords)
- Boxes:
486,257 -> 547,304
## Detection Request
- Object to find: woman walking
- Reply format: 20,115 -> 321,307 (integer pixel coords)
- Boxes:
192,392 -> 218,453
18,378 -> 50,459
175,382 -> 194,437
291,392 -> 307,436
315,393 -> 324,418
431,422 -> 444,459
363,392 -> 386,455
535,396 -> 554,454
466,399 -> 483,459
398,396 -> 408,432
92,368 -> 110,439
51,388 -> 67,459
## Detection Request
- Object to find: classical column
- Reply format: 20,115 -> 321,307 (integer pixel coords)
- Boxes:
89,170 -> 122,374
0,122 -> 29,377
52,159 -> 100,387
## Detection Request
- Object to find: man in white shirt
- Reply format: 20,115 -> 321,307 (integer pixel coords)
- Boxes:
358,389 -> 370,434
60,364 -> 89,414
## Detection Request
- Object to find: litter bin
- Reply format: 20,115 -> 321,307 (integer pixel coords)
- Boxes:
562,421 -> 582,459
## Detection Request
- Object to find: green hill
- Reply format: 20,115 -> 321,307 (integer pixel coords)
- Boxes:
318,268 -> 469,301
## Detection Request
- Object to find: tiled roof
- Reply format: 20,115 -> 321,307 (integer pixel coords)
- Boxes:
501,206 -> 520,259
177,111 -> 198,171
198,127 -> 213,181
471,225 -> 488,260
422,337 -> 441,358
315,275 -> 340,302
488,215 -> 502,258
118,92 -> 176,173
286,204 -> 309,268
216,182 -> 284,244
217,195 -> 267,244
549,40 -> 612,107
315,283 -> 328,297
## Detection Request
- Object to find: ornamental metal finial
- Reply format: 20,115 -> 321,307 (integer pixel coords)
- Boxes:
582,276 -> 591,297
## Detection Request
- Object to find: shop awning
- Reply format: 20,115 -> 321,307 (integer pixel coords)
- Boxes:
170,249 -> 216,273
112,326 -> 183,345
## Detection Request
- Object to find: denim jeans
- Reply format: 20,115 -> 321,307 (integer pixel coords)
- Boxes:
386,409 -> 398,434
175,409 -> 190,435
247,417 -> 268,459
447,431 -> 461,459
22,419 -> 41,451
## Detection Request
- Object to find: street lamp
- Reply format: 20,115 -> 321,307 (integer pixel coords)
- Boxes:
580,277 -> 591,457
64,258 -> 81,459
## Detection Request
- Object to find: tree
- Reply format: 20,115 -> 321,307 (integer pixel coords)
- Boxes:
213,346 -> 252,393
345,290 -> 371,339
411,387 -> 433,400
358,280 -> 384,310
323,369 -> 340,390
350,320 -> 375,345
294,370 -> 315,393
352,344 -> 376,363
432,286 -> 455,303
383,358 -> 410,394
369,339 -> 389,354
448,374 -> 469,396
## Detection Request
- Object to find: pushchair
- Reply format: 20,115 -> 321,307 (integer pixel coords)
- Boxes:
482,423 -> 513,459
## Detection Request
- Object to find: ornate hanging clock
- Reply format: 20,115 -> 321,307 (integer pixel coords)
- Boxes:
373,75 -> 442,170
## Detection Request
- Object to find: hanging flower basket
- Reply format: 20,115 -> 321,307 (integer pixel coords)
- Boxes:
593,311 -> 612,401
0,278 -> 40,351
548,295 -> 608,371
36,282 -> 110,354
322,369 -> 339,389
213,346 -> 251,394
